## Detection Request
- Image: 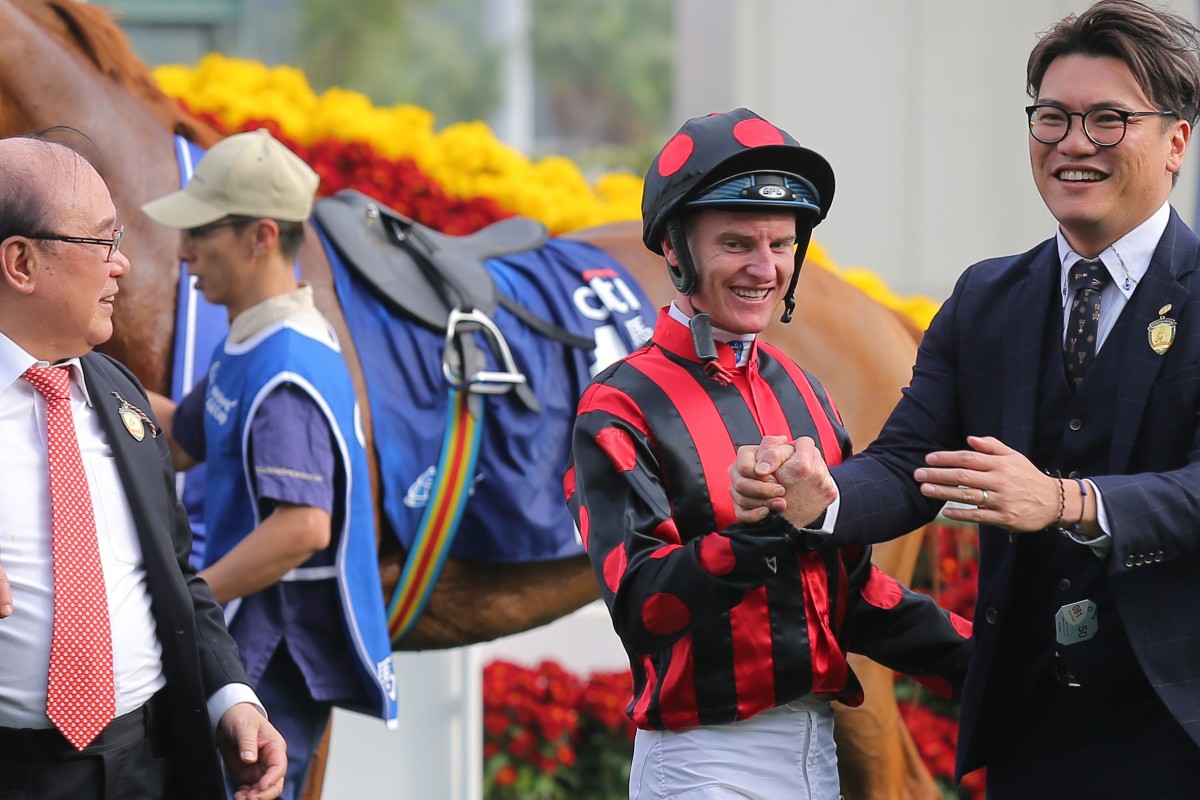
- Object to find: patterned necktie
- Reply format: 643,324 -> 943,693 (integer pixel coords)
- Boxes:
23,365 -> 115,750
728,339 -> 747,365
1064,258 -> 1110,390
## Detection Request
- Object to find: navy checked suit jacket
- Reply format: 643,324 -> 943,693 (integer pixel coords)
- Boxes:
825,209 -> 1200,778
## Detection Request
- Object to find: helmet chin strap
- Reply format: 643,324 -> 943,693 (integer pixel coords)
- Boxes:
779,226 -> 815,324
665,218 -> 697,295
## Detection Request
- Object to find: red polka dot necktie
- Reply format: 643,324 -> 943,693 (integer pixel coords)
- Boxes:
1063,258 -> 1110,390
23,365 -> 115,750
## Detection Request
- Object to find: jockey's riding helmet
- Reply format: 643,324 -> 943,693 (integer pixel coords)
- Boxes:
641,108 -> 835,322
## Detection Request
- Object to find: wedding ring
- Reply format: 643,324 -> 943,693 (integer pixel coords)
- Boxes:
979,489 -> 989,509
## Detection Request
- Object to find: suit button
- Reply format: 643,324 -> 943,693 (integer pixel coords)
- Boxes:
1059,579 -> 1071,591
1134,554 -> 1144,565
985,608 -> 998,623
1068,418 -> 1083,431
1068,471 -> 1080,479
1125,556 -> 1135,568
1155,551 -> 1164,562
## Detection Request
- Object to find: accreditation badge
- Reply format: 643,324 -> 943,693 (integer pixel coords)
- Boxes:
111,390 -> 158,440
118,406 -> 146,441
1055,599 -> 1097,646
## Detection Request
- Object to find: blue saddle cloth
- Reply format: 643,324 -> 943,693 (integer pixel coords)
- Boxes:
321,232 -> 654,561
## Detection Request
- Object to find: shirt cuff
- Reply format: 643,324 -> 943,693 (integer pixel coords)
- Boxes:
1064,479 -> 1111,558
208,683 -> 267,732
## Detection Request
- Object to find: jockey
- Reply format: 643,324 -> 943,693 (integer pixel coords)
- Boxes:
565,107 -> 972,800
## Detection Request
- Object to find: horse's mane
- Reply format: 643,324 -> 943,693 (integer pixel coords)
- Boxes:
21,0 -> 222,146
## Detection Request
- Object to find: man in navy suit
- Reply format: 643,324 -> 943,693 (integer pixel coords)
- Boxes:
730,1 -> 1200,797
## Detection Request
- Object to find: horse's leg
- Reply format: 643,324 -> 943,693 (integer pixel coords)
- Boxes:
300,717 -> 333,800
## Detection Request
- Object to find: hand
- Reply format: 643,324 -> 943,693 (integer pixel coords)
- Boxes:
0,562 -> 11,618
729,435 -> 835,528
217,703 -> 287,800
774,437 -> 837,528
914,435 -> 1059,532
729,435 -> 792,522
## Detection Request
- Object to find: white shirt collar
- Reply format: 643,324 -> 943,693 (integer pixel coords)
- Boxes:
0,331 -> 91,405
1056,201 -> 1169,305
667,301 -> 757,345
667,301 -> 757,365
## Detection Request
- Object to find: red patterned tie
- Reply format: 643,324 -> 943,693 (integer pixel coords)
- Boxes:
23,365 -> 115,750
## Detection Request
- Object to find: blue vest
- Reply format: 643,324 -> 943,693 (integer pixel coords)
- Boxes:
202,322 -> 397,724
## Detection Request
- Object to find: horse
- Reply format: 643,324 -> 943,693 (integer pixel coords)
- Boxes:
0,2 -> 947,797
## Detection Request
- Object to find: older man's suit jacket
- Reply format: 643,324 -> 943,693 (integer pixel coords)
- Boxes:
826,209 -> 1200,778
80,352 -> 248,799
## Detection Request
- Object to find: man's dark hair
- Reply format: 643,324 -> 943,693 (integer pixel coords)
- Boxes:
276,220 -> 306,260
214,216 -> 307,260
1027,0 -> 1200,125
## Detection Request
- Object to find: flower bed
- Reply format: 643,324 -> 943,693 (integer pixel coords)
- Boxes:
897,518 -> 985,799
482,660 -> 634,800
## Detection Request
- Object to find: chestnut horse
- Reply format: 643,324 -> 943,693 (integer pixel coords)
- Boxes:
0,2 -> 946,797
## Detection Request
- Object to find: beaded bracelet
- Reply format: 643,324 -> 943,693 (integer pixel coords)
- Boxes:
1054,475 -> 1066,527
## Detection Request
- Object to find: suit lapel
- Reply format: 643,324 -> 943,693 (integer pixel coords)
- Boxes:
1108,213 -> 1199,471
1000,244 -> 1059,454
80,356 -> 164,533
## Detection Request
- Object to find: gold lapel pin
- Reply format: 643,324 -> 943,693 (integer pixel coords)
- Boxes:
1147,303 -> 1176,356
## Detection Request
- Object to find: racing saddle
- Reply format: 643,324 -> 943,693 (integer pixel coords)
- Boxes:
314,189 -> 593,411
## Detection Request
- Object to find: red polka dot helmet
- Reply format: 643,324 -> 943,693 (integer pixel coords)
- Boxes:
641,108 -> 835,313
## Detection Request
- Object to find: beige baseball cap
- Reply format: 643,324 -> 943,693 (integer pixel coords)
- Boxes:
141,128 -> 320,229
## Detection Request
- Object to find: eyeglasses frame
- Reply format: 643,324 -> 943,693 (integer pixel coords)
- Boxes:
1025,104 -> 1178,147
28,225 -> 124,262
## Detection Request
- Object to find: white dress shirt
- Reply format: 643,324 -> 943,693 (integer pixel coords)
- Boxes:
0,333 -> 257,730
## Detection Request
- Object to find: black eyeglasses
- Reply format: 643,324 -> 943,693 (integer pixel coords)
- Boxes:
1026,104 -> 1177,147
29,225 -> 124,262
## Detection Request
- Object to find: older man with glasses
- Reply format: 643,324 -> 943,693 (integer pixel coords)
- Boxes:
0,133 -> 287,800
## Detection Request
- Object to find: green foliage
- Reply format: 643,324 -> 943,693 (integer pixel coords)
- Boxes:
294,0 -> 502,121
292,0 -> 672,176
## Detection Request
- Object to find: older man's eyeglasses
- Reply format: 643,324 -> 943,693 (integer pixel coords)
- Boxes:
29,226 -> 124,262
1026,105 -> 1177,147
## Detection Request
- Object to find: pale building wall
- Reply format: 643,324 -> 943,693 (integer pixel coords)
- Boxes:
675,0 -> 1200,302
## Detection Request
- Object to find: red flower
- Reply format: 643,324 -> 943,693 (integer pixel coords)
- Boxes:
494,764 -> 517,787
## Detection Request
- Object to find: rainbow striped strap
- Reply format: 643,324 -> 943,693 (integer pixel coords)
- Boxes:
387,388 -> 483,645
